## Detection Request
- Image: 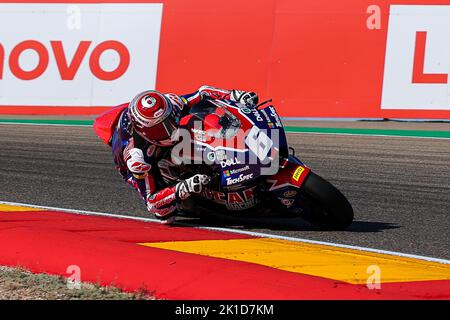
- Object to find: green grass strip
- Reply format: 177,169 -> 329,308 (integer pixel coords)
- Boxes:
0,119 -> 94,126
284,126 -> 450,139
1,118 -> 449,139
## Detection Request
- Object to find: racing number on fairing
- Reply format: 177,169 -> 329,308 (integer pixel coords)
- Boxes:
245,126 -> 273,161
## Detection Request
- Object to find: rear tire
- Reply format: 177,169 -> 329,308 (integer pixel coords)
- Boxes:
298,172 -> 354,230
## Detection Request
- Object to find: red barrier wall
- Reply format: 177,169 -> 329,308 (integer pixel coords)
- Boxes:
1,0 -> 450,119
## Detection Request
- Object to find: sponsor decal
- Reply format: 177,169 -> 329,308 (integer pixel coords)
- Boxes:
191,128 -> 207,142
381,5 -> 450,110
141,96 -> 157,109
207,151 -> 216,161
229,165 -> 250,175
241,107 -> 252,114
220,157 -> 241,168
252,109 -> 263,121
245,126 -> 273,162
268,106 -> 283,127
260,109 -> 276,129
223,165 -> 250,178
153,108 -> 164,118
283,190 -> 297,198
227,194 -> 255,210
0,3 -> 163,107
260,109 -> 276,128
260,109 -> 271,122
214,150 -> 227,161
280,198 -> 295,208
204,187 -> 257,210
152,194 -> 176,208
292,166 -> 305,182
202,189 -> 226,205
226,173 -> 254,186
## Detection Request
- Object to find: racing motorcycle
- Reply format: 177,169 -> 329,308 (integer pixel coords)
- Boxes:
97,99 -> 354,230
161,98 -> 352,230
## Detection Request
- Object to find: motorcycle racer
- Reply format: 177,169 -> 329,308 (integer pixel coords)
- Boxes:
108,86 -> 258,224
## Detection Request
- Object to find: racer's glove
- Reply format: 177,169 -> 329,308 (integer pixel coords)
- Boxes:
230,90 -> 259,108
125,148 -> 151,177
175,174 -> 210,200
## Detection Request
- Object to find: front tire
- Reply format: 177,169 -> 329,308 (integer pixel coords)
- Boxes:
298,172 -> 354,230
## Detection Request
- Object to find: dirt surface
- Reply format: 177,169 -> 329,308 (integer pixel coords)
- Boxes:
0,266 -> 153,300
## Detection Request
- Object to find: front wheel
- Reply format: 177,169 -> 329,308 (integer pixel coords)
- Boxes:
296,172 -> 354,230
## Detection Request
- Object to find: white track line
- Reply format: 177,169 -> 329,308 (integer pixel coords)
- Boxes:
1,200 -> 449,265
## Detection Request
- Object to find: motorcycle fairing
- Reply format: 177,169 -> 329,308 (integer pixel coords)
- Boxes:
93,103 -> 128,145
179,99 -> 290,189
266,159 -> 311,191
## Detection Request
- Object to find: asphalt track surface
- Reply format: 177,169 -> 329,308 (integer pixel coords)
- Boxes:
1,123 -> 449,260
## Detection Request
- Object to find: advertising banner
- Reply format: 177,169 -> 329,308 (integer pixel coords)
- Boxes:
1,0 -> 449,119
0,1 -> 162,112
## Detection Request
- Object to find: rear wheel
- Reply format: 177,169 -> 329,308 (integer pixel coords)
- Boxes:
297,172 -> 354,230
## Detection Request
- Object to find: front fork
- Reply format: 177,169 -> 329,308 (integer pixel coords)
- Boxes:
263,155 -> 311,211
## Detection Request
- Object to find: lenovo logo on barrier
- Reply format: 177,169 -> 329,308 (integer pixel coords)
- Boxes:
0,3 -> 163,107
0,40 -> 129,81
381,5 -> 450,110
